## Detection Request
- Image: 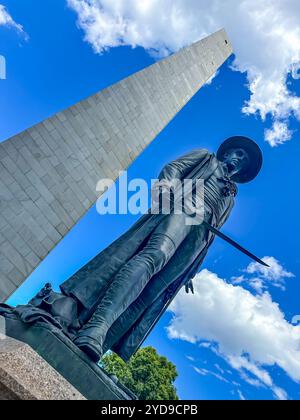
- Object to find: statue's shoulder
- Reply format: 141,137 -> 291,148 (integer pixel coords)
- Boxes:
175,148 -> 211,164
190,148 -> 211,158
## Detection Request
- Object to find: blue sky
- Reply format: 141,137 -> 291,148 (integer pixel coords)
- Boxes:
1,0 -> 300,400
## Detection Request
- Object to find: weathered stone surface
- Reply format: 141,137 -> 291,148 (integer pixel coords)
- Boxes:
0,29 -> 233,301
0,334 -> 85,400
3,316 -> 136,400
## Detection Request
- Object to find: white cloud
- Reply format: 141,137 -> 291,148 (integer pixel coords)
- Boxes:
68,0 -> 300,146
273,386 -> 288,401
292,63 -> 300,80
193,366 -> 209,377
214,363 -> 225,375
232,256 -> 294,293
167,268 -> 300,400
193,366 -> 230,384
246,257 -> 294,283
265,122 -> 293,147
237,389 -> 246,401
0,4 -> 25,33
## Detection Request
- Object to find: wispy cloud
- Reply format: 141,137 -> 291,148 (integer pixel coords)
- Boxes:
232,256 -> 294,293
68,0 -> 300,147
265,121 -> 293,147
193,366 -> 230,384
0,4 -> 26,35
237,389 -> 246,401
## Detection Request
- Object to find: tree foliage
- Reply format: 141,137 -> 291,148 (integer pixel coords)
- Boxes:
101,346 -> 179,400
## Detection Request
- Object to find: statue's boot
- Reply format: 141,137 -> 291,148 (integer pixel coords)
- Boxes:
73,249 -> 167,362
74,215 -> 192,362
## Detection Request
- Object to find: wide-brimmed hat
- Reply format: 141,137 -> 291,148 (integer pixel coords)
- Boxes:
217,136 -> 263,184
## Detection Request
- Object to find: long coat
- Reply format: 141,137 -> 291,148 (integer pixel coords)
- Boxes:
62,149 -> 235,361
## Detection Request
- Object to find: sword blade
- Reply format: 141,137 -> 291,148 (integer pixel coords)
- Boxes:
203,221 -> 269,268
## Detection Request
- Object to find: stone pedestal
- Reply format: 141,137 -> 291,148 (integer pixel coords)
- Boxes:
0,335 -> 85,400
1,316 -> 136,400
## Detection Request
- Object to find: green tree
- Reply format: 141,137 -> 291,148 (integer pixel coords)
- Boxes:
101,346 -> 179,400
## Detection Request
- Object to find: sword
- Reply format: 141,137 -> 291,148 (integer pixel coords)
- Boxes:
203,221 -> 269,267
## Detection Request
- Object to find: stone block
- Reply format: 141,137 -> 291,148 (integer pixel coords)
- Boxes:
0,333 -> 85,400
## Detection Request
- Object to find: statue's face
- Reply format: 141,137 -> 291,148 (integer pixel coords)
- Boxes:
221,148 -> 250,176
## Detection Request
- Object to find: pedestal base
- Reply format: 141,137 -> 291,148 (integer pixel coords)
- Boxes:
1,316 -> 136,400
0,335 -> 85,400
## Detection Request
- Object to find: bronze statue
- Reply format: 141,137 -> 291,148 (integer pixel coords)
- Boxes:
0,136 -> 264,364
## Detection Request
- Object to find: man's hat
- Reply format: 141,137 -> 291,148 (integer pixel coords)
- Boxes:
217,136 -> 263,184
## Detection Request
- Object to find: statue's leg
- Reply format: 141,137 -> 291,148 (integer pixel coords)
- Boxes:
74,213 -> 192,361
104,226 -> 208,351
104,224 -> 210,353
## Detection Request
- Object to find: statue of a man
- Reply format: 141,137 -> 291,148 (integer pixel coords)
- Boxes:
0,136 -> 263,363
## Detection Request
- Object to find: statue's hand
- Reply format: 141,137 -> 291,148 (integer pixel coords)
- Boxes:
185,280 -> 195,294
